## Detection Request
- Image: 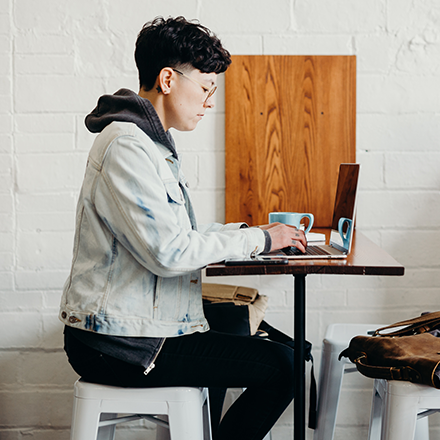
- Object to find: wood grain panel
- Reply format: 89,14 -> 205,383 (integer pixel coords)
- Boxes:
225,56 -> 356,227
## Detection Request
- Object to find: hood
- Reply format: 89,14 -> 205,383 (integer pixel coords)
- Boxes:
85,88 -> 177,157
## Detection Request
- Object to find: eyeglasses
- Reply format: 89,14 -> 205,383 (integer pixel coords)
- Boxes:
172,69 -> 217,103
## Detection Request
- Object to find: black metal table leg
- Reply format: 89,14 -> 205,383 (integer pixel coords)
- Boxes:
294,274 -> 306,440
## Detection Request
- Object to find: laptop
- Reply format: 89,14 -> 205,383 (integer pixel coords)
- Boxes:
263,163 -> 360,260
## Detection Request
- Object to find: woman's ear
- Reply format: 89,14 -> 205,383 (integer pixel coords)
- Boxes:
157,67 -> 174,95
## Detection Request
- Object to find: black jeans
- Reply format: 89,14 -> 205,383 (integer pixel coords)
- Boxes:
65,330 -> 295,440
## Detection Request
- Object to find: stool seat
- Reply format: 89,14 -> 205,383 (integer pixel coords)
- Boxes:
70,380 -> 212,440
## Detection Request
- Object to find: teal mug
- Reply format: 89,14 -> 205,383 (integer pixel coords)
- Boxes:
268,212 -> 314,234
338,217 -> 353,248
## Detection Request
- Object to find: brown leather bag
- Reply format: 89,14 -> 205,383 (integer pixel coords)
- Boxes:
339,312 -> 440,388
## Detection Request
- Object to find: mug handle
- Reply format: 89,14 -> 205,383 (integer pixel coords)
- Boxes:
338,217 -> 352,247
300,214 -> 314,234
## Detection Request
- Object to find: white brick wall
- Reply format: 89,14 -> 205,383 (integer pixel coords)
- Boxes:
1,1 -> 440,439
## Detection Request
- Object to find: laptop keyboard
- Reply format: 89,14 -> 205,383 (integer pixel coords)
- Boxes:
281,245 -> 331,256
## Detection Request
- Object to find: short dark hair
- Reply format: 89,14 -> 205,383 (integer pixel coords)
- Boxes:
135,16 -> 232,91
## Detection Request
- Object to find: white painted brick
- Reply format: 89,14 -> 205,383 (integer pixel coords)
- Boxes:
198,152 -> 225,190
107,0 -> 198,32
171,112 -> 225,153
385,152 -> 440,189
357,114 -> 440,152
382,230 -> 440,269
357,191 -> 440,230
75,115 -> 97,151
17,212 -> 74,232
0,35 -> 11,53
17,231 -> 73,270
15,75 -> 104,113
20,351 -> 78,388
41,313 -> 66,349
16,153 -> 84,192
0,114 -> 12,132
0,214 -> 13,232
0,313 -> 42,348
355,34 -> 394,73
0,14 -> 10,35
0,232 -> 13,252
14,33 -> 73,54
295,0 -> 386,33
395,33 -> 440,74
15,113 -> 74,134
191,189 -> 225,224
381,268 -> 440,289
15,270 -> 69,290
0,390 -> 72,426
15,54 -> 74,75
0,54 -> 10,75
180,152 -> 199,188
0,272 -> 13,289
220,35 -> 263,55
0,75 -> 11,96
15,430 -> 70,440
0,352 -> 21,385
15,0 -> 95,33
0,95 -> 12,113
0,174 -> 12,192
0,134 -> 12,153
387,0 -> 440,33
357,74 -> 440,114
356,151 -> 384,190
16,193 -> 76,213
44,290 -> 64,309
0,194 -> 13,213
15,133 -> 74,153
203,0 -> 290,34
0,252 -> 13,270
0,291 -> 43,311
263,35 -> 353,55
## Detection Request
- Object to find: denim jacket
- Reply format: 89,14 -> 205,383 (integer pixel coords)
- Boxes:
59,121 -> 266,337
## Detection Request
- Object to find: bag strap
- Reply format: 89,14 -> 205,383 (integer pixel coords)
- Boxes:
353,356 -> 424,383
257,320 -> 317,429
374,311 -> 440,337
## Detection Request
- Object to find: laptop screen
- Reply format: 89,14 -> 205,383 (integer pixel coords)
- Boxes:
329,163 -> 360,252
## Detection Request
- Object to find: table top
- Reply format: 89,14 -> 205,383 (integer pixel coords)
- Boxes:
205,229 -> 405,277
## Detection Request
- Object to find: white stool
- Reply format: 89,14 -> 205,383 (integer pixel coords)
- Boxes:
314,323 -> 384,440
368,379 -> 434,440
70,380 -> 212,440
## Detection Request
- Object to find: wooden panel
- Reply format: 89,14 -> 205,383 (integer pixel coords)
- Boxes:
225,56 -> 356,227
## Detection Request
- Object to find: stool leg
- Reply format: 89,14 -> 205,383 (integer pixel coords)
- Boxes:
368,380 -> 384,440
414,415 -> 429,440
380,382 -> 418,440
70,397 -> 102,440
97,413 -> 117,440
168,395 -> 205,440
314,345 -> 347,440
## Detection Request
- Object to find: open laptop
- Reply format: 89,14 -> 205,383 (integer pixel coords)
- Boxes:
263,163 -> 360,260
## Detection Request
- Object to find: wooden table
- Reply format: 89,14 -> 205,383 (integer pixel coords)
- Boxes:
206,229 -> 404,440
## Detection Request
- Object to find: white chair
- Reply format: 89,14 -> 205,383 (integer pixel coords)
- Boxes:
70,380 -> 212,440
314,323 -> 384,440
368,379 -> 435,440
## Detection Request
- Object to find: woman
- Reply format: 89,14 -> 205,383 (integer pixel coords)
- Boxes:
60,16 -> 306,440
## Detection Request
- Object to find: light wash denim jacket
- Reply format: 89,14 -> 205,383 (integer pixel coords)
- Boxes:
59,121 -> 266,337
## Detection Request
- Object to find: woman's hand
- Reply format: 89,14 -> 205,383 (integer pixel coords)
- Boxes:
259,222 -> 307,253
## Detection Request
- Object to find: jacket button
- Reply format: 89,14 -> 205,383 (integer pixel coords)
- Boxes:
61,312 -> 67,319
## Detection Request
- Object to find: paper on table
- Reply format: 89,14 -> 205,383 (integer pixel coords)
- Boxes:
306,232 -> 326,243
